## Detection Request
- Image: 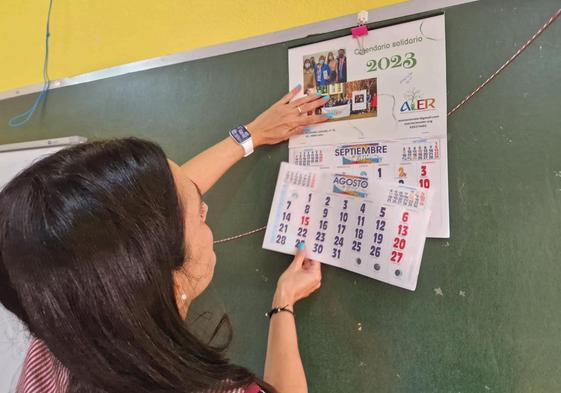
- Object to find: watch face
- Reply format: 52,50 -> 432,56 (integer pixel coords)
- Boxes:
230,126 -> 251,143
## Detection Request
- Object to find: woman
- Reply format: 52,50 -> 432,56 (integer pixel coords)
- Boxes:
0,87 -> 328,393
336,49 -> 347,83
314,55 -> 330,87
326,52 -> 337,84
302,58 -> 315,93
308,56 -> 316,74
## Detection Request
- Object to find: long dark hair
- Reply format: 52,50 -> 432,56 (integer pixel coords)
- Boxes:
0,138 -> 271,393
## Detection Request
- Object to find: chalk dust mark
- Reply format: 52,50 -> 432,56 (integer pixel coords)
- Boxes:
434,287 -> 444,296
400,72 -> 413,84
459,182 -> 467,207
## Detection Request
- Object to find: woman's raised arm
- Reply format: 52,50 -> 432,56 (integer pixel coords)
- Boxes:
180,86 -> 329,194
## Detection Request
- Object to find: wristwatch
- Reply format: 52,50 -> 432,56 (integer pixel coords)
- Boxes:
229,125 -> 254,157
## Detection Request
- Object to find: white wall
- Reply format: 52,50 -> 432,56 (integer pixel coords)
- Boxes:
0,307 -> 29,392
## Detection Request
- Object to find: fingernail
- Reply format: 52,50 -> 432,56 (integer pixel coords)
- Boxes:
326,113 -> 334,119
303,127 -> 311,133
323,96 -> 330,100
315,92 -> 322,97
295,84 -> 301,89
297,241 -> 305,250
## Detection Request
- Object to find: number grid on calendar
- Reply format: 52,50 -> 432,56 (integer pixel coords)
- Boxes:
263,163 -> 433,291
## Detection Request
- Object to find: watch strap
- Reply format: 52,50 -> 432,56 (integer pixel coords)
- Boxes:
240,138 -> 254,157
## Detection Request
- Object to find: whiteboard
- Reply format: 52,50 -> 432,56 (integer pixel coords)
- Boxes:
0,146 -> 70,190
0,136 -> 85,392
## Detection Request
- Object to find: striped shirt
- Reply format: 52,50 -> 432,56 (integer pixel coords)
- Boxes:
16,338 -> 68,393
17,338 -> 264,393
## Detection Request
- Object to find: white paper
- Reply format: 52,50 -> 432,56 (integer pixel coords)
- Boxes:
263,163 -> 432,291
288,14 -> 449,238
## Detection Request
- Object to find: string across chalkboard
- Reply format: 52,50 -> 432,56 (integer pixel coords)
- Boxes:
213,6 -> 560,245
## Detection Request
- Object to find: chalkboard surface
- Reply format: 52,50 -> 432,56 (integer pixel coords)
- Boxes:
1,0 -> 560,392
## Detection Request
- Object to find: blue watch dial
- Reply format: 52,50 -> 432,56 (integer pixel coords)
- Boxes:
230,125 -> 251,143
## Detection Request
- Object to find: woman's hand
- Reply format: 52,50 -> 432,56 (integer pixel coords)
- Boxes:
273,246 -> 322,309
246,86 -> 330,147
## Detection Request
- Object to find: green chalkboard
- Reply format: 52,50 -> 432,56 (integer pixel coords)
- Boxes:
1,0 -> 560,391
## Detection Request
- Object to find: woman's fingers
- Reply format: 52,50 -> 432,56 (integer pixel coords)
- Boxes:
285,112 -> 329,127
287,127 -> 305,137
276,85 -> 302,105
298,113 -> 330,126
305,259 -> 321,275
305,260 -> 322,295
283,115 -> 327,138
290,247 -> 307,270
298,97 -> 329,113
302,258 -> 319,270
290,92 -> 325,108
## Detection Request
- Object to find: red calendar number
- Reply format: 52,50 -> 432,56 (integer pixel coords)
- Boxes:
390,251 -> 403,263
301,216 -> 310,226
398,224 -> 408,236
421,165 -> 427,177
419,178 -> 431,188
393,237 -> 406,249
402,212 -> 409,222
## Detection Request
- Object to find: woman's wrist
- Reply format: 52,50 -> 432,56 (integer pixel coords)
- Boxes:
272,287 -> 295,310
245,121 -> 264,148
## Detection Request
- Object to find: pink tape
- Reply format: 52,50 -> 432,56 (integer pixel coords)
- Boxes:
351,25 -> 368,38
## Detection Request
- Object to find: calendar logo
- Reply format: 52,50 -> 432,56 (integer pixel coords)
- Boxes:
332,173 -> 369,198
399,88 -> 436,113
334,143 -> 388,165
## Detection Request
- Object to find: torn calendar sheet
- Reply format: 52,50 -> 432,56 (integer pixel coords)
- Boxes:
263,162 -> 433,291
288,14 -> 449,238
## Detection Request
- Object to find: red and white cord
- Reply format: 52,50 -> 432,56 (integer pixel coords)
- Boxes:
447,7 -> 560,117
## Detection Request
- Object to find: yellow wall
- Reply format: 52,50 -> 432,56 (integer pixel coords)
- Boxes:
0,0 -> 404,93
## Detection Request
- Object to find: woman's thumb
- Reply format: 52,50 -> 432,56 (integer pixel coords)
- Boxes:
290,242 -> 307,269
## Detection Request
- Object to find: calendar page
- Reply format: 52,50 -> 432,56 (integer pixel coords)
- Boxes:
287,14 -> 449,238
288,136 -> 448,238
263,163 -> 433,290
